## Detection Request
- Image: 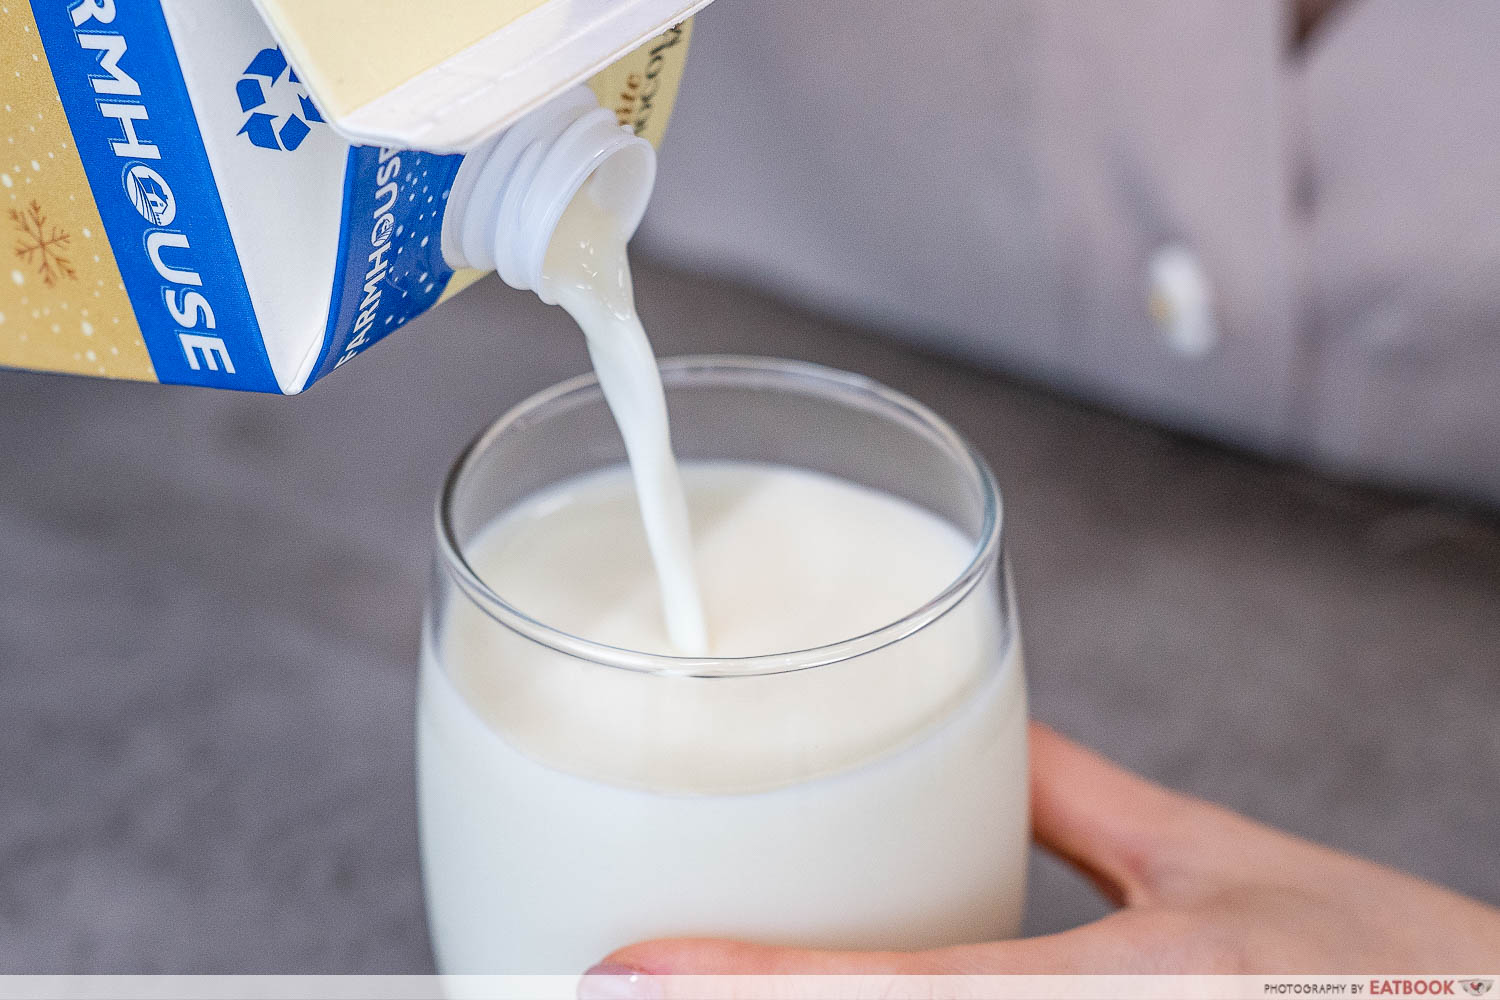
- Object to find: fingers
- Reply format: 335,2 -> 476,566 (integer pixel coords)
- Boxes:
1028,721 -> 1198,906
580,940 -> 912,1000
582,911 -> 1175,998
592,938 -> 913,976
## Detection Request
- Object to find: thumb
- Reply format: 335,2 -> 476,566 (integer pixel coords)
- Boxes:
579,941 -> 913,1000
589,939 -> 914,977
1028,721 -> 1200,907
582,912 -> 1167,994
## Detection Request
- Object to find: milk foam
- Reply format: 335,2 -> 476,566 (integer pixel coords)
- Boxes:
471,461 -> 970,658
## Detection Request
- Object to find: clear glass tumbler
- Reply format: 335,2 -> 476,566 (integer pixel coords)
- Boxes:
418,356 -> 1027,973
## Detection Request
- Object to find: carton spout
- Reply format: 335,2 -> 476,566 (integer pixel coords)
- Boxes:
441,86 -> 657,297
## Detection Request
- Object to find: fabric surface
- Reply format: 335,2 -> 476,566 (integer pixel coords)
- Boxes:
1,265 -> 1496,971
637,0 -> 1500,503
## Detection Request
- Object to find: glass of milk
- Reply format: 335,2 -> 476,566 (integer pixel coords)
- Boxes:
419,356 -> 1027,973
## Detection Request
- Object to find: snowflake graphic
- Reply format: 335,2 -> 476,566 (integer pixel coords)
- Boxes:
10,199 -> 76,286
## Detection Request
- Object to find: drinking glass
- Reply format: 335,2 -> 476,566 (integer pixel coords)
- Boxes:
419,356 -> 1027,973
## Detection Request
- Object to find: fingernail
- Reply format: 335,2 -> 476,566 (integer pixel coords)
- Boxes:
579,963 -> 659,1000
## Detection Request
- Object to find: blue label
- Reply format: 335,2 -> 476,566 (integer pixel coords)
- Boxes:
305,146 -> 463,387
36,0 -> 279,392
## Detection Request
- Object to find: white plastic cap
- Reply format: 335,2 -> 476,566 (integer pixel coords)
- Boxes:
441,86 -> 657,298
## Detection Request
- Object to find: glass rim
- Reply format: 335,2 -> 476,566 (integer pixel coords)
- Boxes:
435,355 -> 1003,678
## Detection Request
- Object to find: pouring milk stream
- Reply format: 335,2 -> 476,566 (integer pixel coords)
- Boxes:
539,179 -> 708,654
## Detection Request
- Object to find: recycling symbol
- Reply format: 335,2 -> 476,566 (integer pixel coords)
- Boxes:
235,47 -> 324,151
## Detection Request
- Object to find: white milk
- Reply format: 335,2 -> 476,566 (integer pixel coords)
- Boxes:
540,184 -> 708,655
418,462 -> 1028,973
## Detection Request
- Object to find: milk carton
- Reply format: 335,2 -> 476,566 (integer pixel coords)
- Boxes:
0,0 -> 698,392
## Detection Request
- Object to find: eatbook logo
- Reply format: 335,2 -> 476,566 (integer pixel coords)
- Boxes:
1462,981 -> 1494,997
235,47 -> 324,151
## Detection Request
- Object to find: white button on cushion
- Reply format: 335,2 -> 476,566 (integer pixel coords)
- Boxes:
1149,244 -> 1219,356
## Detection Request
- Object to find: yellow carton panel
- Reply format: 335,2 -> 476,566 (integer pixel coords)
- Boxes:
0,2 -> 155,381
254,0 -> 551,122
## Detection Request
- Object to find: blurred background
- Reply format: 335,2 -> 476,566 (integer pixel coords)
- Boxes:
2,0 -> 1498,971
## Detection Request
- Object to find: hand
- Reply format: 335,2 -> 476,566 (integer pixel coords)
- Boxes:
586,723 -> 1500,983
